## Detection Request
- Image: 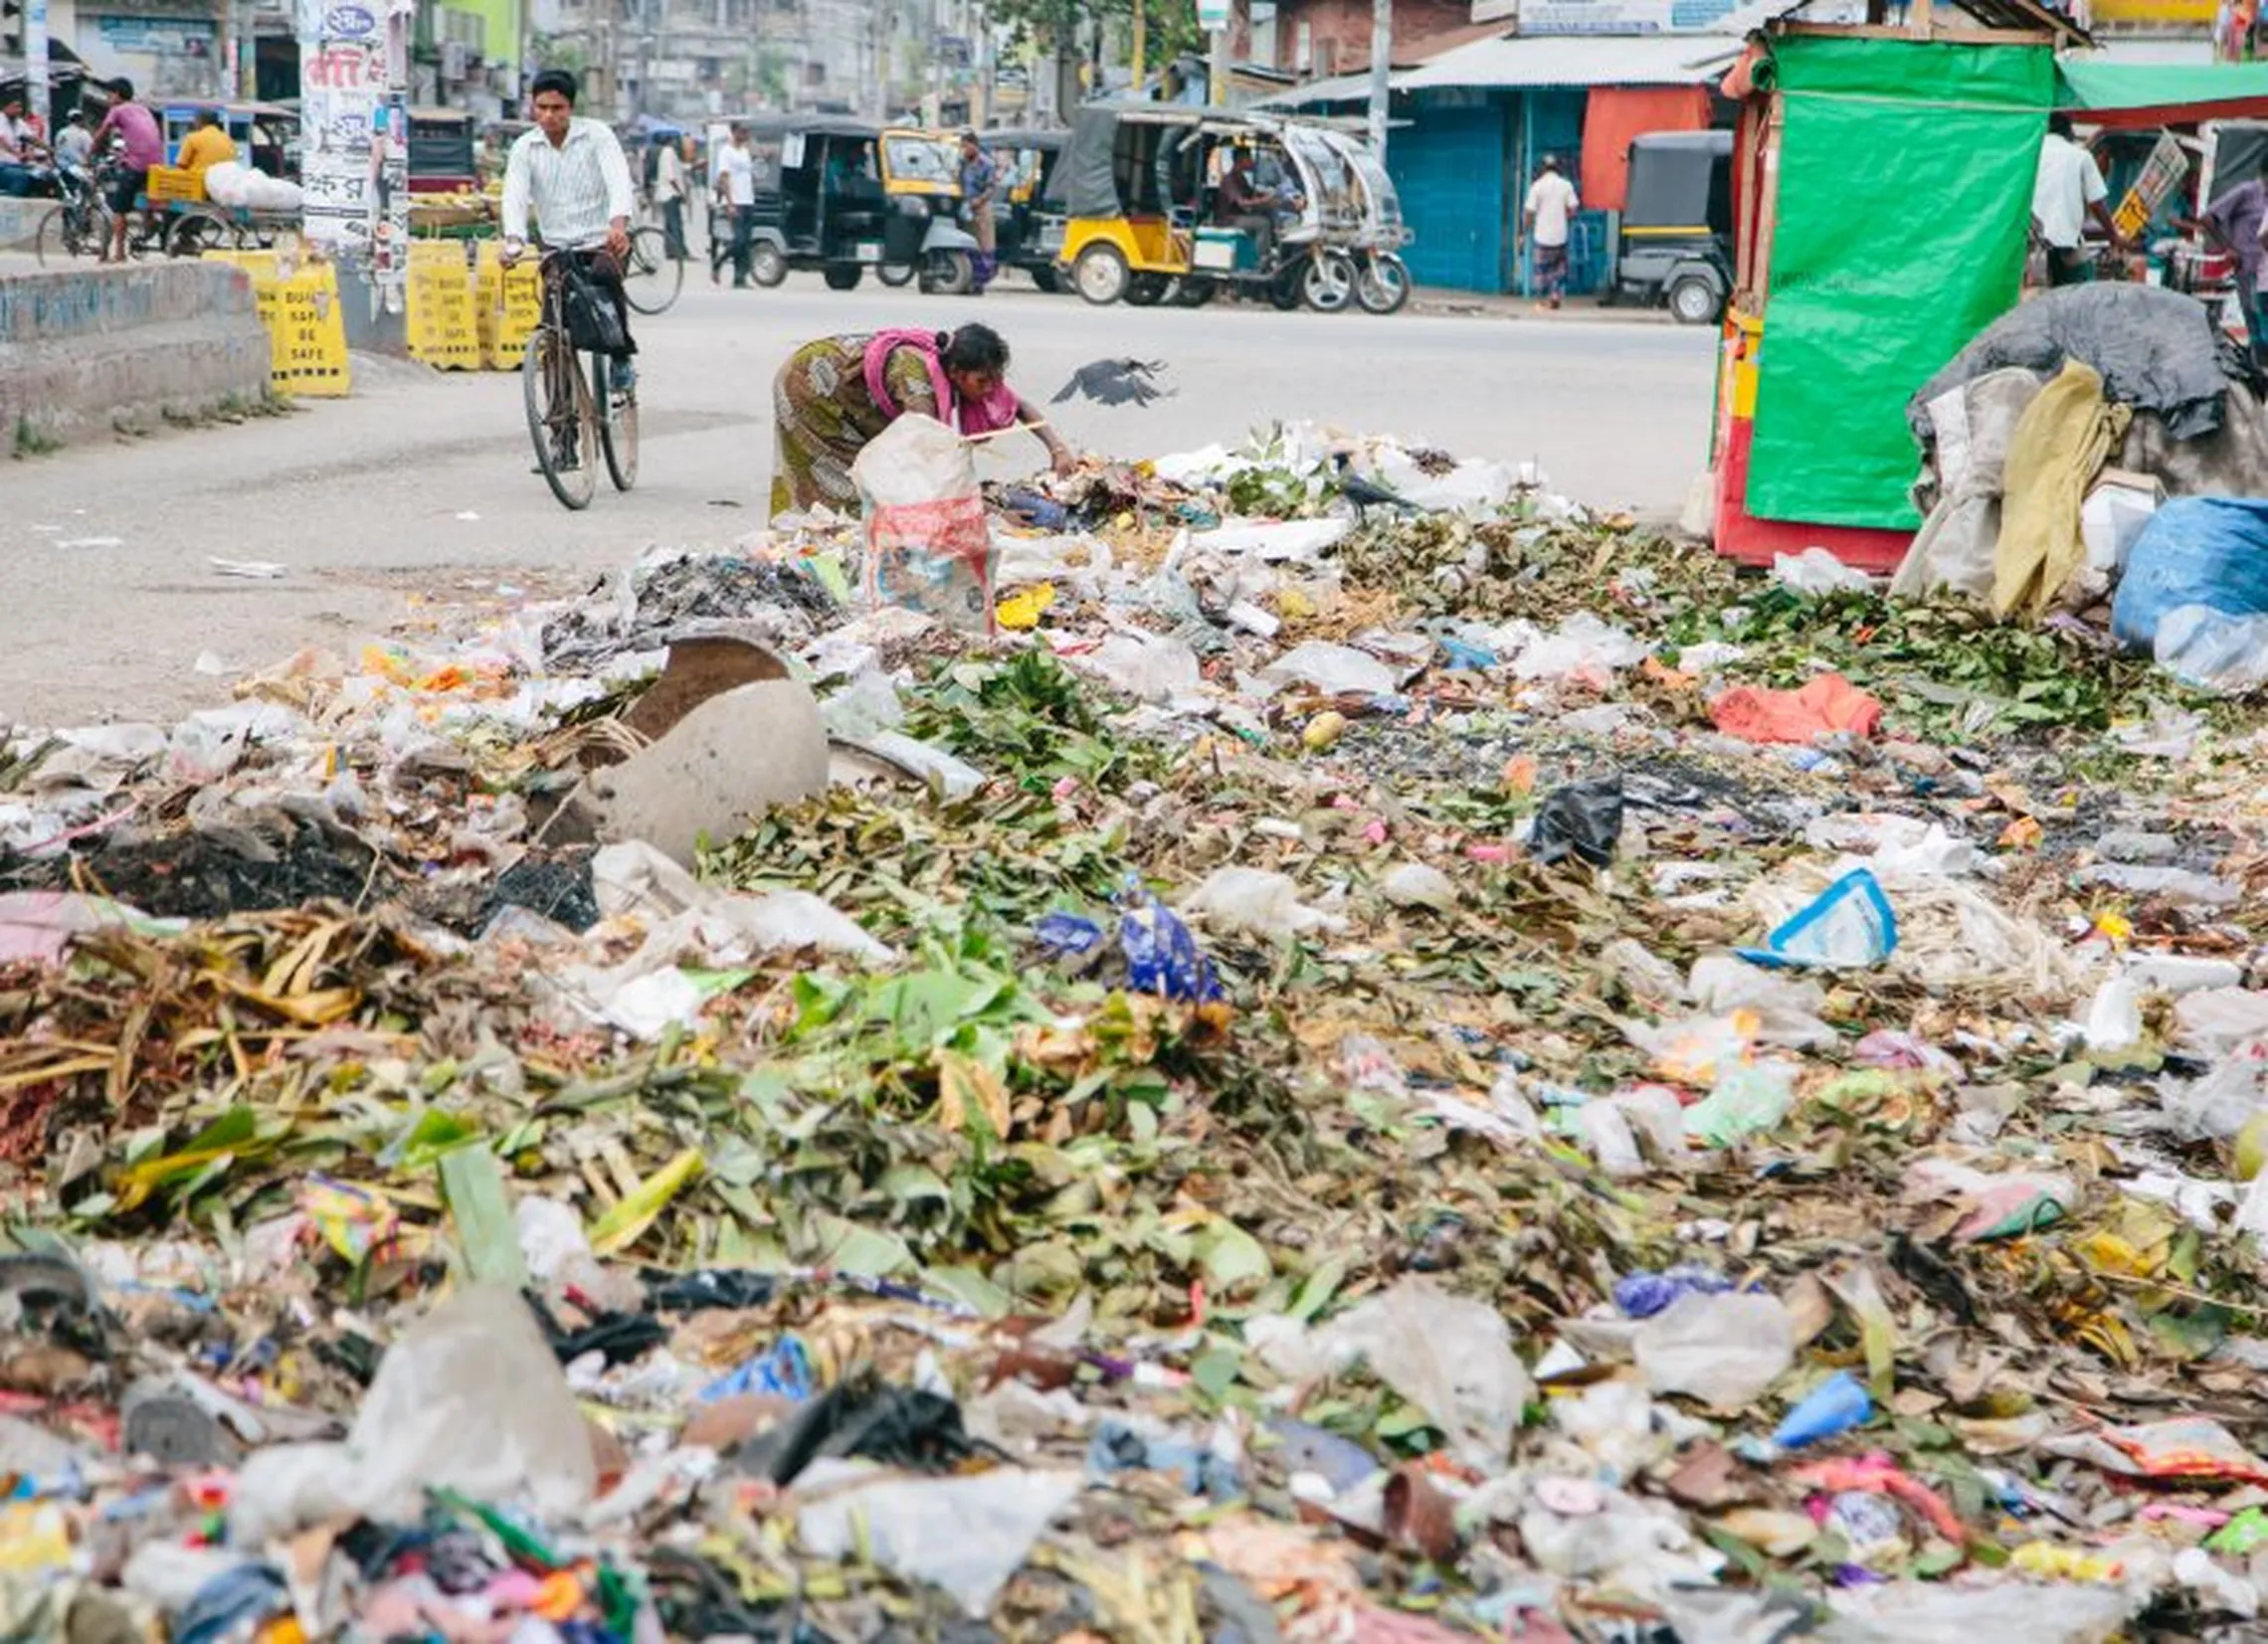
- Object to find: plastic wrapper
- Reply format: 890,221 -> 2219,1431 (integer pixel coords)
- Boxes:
795,1469 -> 1083,1616
1529,776 -> 1624,868
1118,887 -> 1222,1003
1739,868 -> 1897,970
1633,1291 -> 1796,1406
1316,1276 -> 1533,1472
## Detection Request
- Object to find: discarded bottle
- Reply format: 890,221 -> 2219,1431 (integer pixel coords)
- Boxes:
1773,1370 -> 1873,1450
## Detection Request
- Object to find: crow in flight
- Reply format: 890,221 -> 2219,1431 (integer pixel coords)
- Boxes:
1052,358 -> 1173,408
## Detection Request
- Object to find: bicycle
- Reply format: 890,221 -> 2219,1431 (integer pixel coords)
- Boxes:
620,223 -> 684,316
34,161 -> 163,267
518,245 -> 639,511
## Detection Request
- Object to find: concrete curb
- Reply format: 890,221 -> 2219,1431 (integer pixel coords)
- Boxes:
0,262 -> 273,451
0,198 -> 43,253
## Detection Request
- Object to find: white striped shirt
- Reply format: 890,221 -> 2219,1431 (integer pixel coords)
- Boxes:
502,117 -> 635,250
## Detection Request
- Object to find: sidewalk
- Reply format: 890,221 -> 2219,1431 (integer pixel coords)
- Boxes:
1411,284 -> 1679,323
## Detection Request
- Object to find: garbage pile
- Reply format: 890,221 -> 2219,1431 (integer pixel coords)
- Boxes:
1900,281 -> 2268,695
4,419 -> 2268,1642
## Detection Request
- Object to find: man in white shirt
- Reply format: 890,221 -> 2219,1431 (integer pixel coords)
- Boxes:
501,69 -> 640,386
1523,154 -> 1579,310
711,123 -> 756,287
2033,113 -> 2125,286
53,110 -> 94,173
0,96 -> 39,195
655,133 -> 690,262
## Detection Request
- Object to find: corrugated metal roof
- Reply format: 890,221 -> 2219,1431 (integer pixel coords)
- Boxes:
1398,32 -> 1736,91
1257,71 -> 1377,108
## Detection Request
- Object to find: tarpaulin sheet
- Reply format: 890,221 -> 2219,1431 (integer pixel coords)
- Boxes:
1583,87 -> 1713,213
2057,60 -> 2268,127
1745,36 -> 2055,530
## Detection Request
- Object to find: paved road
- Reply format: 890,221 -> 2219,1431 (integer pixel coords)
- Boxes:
0,273 -> 1719,726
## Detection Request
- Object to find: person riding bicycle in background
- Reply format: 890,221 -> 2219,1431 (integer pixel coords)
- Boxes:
92,79 -> 163,264
500,69 -> 639,391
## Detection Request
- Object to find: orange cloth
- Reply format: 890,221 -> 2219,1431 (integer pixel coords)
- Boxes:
1708,672 -> 1883,743
1580,86 -> 1713,214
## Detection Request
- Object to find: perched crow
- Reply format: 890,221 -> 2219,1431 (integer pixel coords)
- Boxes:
1331,452 -> 1422,518
1052,358 -> 1172,408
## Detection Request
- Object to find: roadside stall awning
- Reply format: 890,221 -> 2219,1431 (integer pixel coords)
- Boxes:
2057,60 -> 2268,127
1398,32 -> 1735,91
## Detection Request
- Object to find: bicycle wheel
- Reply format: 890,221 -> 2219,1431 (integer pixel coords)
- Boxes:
594,352 -> 639,492
622,226 -> 683,315
168,211 -> 233,258
35,204 -> 90,267
523,329 -> 597,510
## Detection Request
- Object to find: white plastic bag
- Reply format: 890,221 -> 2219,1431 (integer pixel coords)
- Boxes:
1317,1276 -> 1534,1471
851,415 -> 995,637
1633,1291 -> 1796,1406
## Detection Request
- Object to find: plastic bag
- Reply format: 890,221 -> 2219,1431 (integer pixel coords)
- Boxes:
1181,866 -> 1341,940
1530,776 -> 1624,868
1738,868 -> 1897,970
796,1470 -> 1082,1616
1633,1291 -> 1796,1406
1510,613 -> 1649,685
1771,548 -> 1877,597
1316,1276 -> 1533,1472
1118,885 -> 1222,1003
2110,496 -> 2268,652
1683,1059 -> 1798,1146
561,256 -> 629,355
2153,605 -> 2268,695
852,415 -> 996,638
1257,640 -> 1398,697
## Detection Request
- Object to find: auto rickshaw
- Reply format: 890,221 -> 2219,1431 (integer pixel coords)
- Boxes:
1316,124 -> 1414,314
1606,129 -> 1732,325
1053,102 -> 1354,310
980,126 -> 1067,290
407,107 -> 477,194
738,115 -> 982,293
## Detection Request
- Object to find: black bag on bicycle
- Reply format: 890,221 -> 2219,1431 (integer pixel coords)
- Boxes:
561,258 -> 629,355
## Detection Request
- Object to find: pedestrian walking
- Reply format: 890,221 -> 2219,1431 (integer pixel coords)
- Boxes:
2033,114 -> 2125,287
769,324 -> 1073,517
1523,154 -> 1579,310
958,130 -> 997,293
656,132 -> 691,262
713,123 -> 756,287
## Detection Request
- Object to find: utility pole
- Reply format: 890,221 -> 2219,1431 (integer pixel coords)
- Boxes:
1129,0 -> 1143,96
24,0 -> 47,136
1366,0 -> 1389,158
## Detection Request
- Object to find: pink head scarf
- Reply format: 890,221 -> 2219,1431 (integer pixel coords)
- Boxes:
862,328 -> 1021,437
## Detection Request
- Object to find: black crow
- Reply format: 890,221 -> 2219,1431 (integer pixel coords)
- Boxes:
1052,358 -> 1173,408
1331,452 -> 1423,518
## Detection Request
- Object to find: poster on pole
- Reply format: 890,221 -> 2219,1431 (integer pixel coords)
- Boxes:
299,34 -> 384,255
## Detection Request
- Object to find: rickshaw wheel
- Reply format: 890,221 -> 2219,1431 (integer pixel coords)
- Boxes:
750,244 -> 788,287
1355,253 -> 1411,316
1032,267 -> 1062,294
1668,274 -> 1721,326
1126,274 -> 1171,306
921,250 -> 974,296
1174,277 -> 1218,308
823,266 -> 863,291
1302,250 -> 1355,313
1074,244 -> 1130,305
877,262 -> 916,287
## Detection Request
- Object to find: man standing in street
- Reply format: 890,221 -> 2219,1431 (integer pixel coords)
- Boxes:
500,69 -> 640,392
958,130 -> 997,293
2197,171 -> 2268,367
655,132 -> 690,263
2033,113 -> 2124,286
1523,154 -> 1579,310
92,80 -> 164,263
712,123 -> 755,287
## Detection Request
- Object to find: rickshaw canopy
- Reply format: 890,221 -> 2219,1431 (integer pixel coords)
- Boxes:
1622,129 -> 1732,233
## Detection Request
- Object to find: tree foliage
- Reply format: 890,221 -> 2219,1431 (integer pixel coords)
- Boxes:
988,0 -> 1207,65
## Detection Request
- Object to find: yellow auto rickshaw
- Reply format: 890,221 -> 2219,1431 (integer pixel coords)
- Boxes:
1053,102 -> 1354,310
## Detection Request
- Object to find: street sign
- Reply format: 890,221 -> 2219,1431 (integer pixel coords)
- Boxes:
1197,0 -> 1229,29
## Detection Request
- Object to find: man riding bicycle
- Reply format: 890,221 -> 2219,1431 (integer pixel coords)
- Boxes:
500,69 -> 639,403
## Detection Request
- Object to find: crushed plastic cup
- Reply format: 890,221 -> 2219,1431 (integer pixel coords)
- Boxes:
1739,868 -> 1897,971
1773,1370 -> 1872,1450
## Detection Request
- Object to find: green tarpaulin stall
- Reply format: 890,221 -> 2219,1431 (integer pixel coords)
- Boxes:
1745,35 -> 2056,530
2058,60 -> 2268,128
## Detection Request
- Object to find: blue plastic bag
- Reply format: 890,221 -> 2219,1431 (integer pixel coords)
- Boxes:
2110,496 -> 2268,652
1118,884 -> 1222,1004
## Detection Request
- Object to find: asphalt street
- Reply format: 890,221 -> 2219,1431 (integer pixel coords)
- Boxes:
0,272 -> 1720,726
